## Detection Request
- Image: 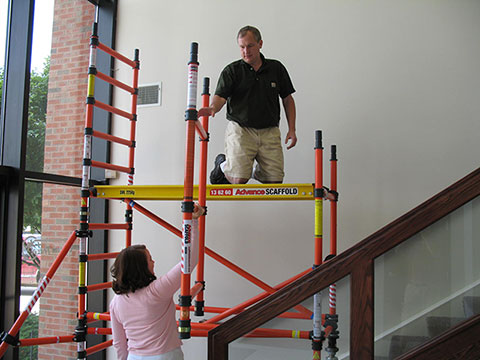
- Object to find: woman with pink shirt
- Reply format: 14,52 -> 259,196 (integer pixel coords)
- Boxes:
109,205 -> 204,360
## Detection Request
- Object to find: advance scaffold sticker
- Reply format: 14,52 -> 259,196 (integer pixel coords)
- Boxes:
210,187 -> 300,198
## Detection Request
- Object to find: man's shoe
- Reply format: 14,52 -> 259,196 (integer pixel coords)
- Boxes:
210,154 -> 230,184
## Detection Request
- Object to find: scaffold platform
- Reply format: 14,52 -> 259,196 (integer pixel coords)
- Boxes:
93,183 -> 315,201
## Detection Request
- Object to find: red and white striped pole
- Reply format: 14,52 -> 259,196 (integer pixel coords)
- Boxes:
329,145 -> 338,315
325,144 -> 339,360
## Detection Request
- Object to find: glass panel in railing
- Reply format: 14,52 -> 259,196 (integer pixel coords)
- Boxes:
374,197 -> 480,359
229,276 -> 350,360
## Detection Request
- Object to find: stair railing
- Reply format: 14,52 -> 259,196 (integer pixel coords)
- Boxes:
208,167 -> 480,359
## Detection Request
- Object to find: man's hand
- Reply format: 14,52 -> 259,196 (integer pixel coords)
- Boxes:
197,95 -> 227,119
285,130 -> 297,149
197,107 -> 215,118
281,95 -> 296,149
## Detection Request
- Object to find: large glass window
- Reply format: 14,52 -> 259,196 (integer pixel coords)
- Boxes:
19,180 -> 42,360
20,181 -> 79,359
25,0 -> 54,173
1,0 -> 110,358
1,0 -> 8,109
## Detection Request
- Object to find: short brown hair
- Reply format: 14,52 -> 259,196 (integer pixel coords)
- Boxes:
110,244 -> 156,295
237,25 -> 262,43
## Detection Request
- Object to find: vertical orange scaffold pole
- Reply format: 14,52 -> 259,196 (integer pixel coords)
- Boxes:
195,77 -> 210,316
74,22 -> 101,359
325,144 -> 340,359
179,42 -> 199,340
125,49 -> 140,248
329,145 -> 338,316
312,130 -> 324,359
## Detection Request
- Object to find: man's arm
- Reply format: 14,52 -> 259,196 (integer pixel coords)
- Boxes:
197,95 -> 227,118
282,94 -> 297,149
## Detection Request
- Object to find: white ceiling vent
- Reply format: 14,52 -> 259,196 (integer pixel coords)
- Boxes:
137,83 -> 162,107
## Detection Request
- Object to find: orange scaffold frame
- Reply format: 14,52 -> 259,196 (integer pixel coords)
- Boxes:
0,30 -> 340,360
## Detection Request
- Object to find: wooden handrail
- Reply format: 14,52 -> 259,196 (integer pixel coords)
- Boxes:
208,167 -> 480,359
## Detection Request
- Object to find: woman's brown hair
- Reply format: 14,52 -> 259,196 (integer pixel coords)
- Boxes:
110,244 -> 156,295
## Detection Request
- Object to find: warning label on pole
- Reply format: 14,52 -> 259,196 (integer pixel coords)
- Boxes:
181,220 -> 192,274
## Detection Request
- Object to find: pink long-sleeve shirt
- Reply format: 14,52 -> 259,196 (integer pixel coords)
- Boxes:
110,220 -> 198,360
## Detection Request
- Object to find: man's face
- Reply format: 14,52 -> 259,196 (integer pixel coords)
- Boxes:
238,31 -> 263,66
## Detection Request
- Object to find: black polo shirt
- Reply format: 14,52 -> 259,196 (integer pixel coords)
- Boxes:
215,54 -> 295,129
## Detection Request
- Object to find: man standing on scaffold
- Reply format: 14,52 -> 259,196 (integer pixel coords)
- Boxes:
198,25 -> 297,185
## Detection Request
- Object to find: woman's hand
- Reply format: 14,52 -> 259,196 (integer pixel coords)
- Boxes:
192,203 -> 205,219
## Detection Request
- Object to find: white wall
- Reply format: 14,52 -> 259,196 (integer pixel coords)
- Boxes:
106,1 -> 480,359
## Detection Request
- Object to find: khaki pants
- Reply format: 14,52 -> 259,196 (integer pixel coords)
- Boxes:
223,121 -> 284,183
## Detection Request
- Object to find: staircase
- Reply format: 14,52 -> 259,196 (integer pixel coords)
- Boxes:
381,295 -> 480,359
207,167 -> 480,360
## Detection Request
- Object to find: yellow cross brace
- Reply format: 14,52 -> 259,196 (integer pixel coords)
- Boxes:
93,183 -> 315,201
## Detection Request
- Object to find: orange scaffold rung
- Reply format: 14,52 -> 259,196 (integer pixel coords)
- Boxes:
92,129 -> 134,147
86,340 -> 114,356
190,322 -> 310,339
87,327 -> 112,335
88,223 -> 130,230
18,335 -> 74,347
97,41 -> 136,68
96,70 -> 135,94
94,99 -> 133,120
90,160 -> 132,174
175,304 -> 310,320
87,281 -> 112,292
86,312 -> 111,321
88,252 -> 119,261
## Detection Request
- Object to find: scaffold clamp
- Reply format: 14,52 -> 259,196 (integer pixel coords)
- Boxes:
194,300 -> 205,316
178,294 -> 192,307
199,132 -> 210,142
310,330 -> 325,350
73,317 -> 87,342
315,186 -> 339,201
323,313 -> 339,331
185,109 -> 198,121
0,332 -> 19,347
181,201 -> 194,213
75,229 -> 93,238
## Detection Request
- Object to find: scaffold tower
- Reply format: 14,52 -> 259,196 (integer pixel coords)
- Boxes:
0,23 -> 341,360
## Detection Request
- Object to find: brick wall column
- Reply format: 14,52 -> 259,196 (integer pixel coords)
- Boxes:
40,1 -> 95,359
